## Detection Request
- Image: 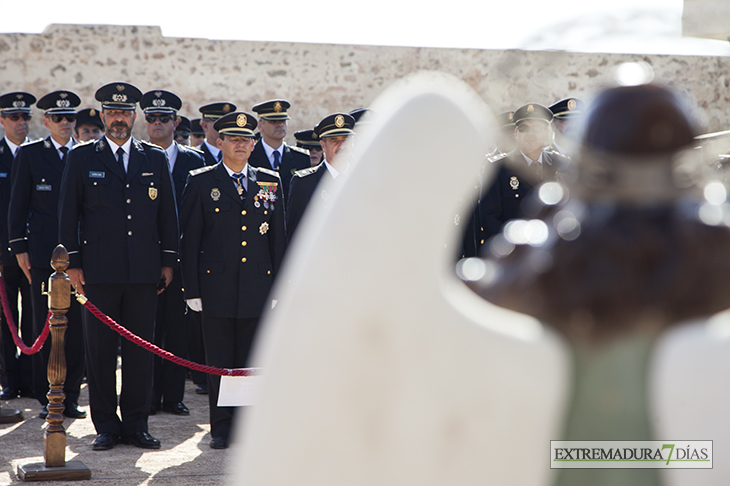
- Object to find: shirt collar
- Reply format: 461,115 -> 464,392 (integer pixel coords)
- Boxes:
520,150 -> 544,166
4,136 -> 26,155
51,137 -> 74,151
165,142 -> 178,161
222,161 -> 247,178
105,136 -> 133,156
324,159 -> 341,179
261,139 -> 283,159
204,140 -> 220,157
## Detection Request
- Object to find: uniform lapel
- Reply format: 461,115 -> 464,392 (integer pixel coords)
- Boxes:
246,164 -> 259,208
97,137 -> 125,180
41,136 -> 65,176
126,138 -> 144,182
214,162 -> 241,204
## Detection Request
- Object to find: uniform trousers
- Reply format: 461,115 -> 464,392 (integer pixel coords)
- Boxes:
30,267 -> 85,407
202,315 -> 259,440
188,312 -> 207,386
0,265 -> 33,395
152,271 -> 189,407
82,283 -> 156,436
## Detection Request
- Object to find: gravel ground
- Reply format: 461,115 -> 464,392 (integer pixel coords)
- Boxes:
0,374 -> 239,486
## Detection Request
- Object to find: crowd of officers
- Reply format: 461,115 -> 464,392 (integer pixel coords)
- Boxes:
0,79 -> 584,452
0,82 -> 364,451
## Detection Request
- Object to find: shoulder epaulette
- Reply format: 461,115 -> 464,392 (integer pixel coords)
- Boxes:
138,140 -> 163,150
293,165 -> 318,178
181,145 -> 204,155
486,152 -> 507,164
256,166 -> 282,180
74,139 -> 95,148
189,165 -> 216,176
289,145 -> 310,155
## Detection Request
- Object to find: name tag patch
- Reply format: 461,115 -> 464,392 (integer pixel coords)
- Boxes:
89,171 -> 105,178
36,184 -> 52,191
0,173 -> 8,178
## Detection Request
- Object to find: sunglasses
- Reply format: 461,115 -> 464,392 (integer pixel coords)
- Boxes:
146,114 -> 174,124
175,132 -> 190,139
3,113 -> 31,122
50,114 -> 77,123
517,124 -> 548,134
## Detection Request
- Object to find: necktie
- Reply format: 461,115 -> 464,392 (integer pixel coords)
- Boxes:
116,147 -> 126,175
273,150 -> 281,170
59,146 -> 69,161
531,162 -> 543,181
232,173 -> 246,200
217,151 -> 223,163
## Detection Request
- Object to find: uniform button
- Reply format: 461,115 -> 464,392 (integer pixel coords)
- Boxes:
242,210 -> 247,215
128,231 -> 132,236
242,226 -> 247,231
264,210 -> 268,215
241,257 -> 247,263
207,270 -> 210,274
127,215 -> 132,220
126,198 -> 131,203
215,208 -> 220,212
241,241 -> 247,246
83,240 -> 87,244
93,182 -> 98,186
480,239 -> 485,244
515,194 -> 519,198
126,184 -> 130,188
267,270 -> 271,275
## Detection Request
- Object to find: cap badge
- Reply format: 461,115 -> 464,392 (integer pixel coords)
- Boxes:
567,99 -> 577,111
56,99 -> 70,108
312,132 -> 318,140
116,85 -> 125,92
112,93 -> 128,102
236,114 -> 247,127
148,187 -> 158,200
15,94 -> 22,99
510,176 -> 519,190
508,113 -> 514,121
273,102 -> 282,113
89,109 -> 96,116
12,100 -> 25,108
334,115 -> 345,128
211,188 -> 221,201
223,104 -> 231,113
59,92 -> 68,99
527,105 -> 535,113
155,91 -> 162,97
259,222 -> 270,235
153,98 -> 166,107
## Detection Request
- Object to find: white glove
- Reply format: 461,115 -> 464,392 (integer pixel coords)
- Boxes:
186,298 -> 203,312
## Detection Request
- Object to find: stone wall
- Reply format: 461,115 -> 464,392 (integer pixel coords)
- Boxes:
1,23 -> 729,141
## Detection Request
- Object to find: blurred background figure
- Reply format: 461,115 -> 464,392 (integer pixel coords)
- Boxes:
294,129 -> 323,166
174,115 -> 192,146
74,108 -> 104,142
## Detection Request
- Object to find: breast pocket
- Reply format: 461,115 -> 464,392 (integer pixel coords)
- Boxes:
82,173 -> 110,206
139,176 -> 162,206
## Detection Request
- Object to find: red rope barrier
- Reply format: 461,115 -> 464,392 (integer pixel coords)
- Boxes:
0,277 -> 51,355
81,297 -> 260,377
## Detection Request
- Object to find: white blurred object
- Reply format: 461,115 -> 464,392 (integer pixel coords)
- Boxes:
230,72 -> 570,486
186,298 -> 202,312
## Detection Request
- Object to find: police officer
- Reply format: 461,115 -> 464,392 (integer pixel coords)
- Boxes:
74,108 -> 104,143
174,115 -> 192,146
248,99 -> 310,205
293,129 -> 322,166
141,89 -> 204,416
197,102 -> 237,166
0,91 -> 36,401
480,103 -> 570,241
58,82 -> 178,451
180,111 -> 286,449
287,113 -> 355,241
8,90 -> 86,419
548,97 -> 585,156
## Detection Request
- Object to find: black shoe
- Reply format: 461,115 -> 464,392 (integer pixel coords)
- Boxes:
195,384 -> 208,395
63,404 -> 87,419
209,436 -> 229,449
0,387 -> 19,400
39,406 -> 48,419
162,402 -> 189,415
92,433 -> 119,451
120,432 -> 161,449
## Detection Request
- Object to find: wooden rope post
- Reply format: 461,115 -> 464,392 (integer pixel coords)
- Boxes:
18,245 -> 90,481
